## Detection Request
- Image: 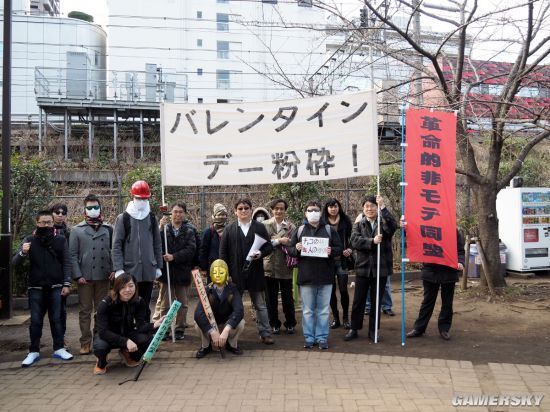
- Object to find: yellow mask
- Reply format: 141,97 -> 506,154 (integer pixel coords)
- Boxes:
210,259 -> 229,287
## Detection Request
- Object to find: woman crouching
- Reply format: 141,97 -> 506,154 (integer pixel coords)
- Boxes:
93,273 -> 164,374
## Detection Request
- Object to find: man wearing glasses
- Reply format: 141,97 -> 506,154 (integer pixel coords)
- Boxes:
69,194 -> 114,355
50,203 -> 71,346
13,210 -> 74,367
220,198 -> 274,344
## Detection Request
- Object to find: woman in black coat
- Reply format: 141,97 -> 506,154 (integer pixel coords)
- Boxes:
93,273 -> 163,375
322,198 -> 353,329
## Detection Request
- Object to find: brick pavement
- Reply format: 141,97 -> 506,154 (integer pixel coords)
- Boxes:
0,350 -> 549,412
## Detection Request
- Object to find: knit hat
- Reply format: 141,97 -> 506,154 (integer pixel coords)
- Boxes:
212,203 -> 228,218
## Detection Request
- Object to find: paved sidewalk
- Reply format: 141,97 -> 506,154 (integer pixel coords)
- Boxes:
1,350 -> 548,412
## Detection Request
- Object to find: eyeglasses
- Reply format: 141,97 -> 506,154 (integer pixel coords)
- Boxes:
85,205 -> 100,211
306,209 -> 320,213
53,210 -> 67,216
237,206 -> 250,211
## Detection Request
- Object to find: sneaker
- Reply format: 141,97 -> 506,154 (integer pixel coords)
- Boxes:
175,331 -> 185,341
53,348 -> 73,361
364,307 -> 370,315
272,326 -> 281,335
93,360 -> 107,375
21,352 -> 40,367
303,341 -> 314,349
286,326 -> 295,335
318,341 -> 329,350
119,349 -> 140,367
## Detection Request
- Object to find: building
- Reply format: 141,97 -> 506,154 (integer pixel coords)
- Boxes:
12,0 -> 60,16
107,0 -> 327,103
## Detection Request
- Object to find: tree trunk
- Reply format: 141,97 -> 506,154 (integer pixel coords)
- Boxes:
472,183 -> 507,289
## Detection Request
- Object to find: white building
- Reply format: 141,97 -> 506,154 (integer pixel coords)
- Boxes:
12,0 -> 61,16
107,0 -> 328,103
0,4 -> 106,121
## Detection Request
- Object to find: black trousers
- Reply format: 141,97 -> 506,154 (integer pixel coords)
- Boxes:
265,277 -> 296,329
93,331 -> 152,367
138,281 -> 154,320
413,280 -> 455,334
350,275 -> 387,336
330,271 -> 349,322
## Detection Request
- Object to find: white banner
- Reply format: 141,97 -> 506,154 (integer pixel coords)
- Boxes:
161,91 -> 378,186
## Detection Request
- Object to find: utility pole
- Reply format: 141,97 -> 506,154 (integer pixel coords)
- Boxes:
1,0 -> 13,319
412,0 -> 423,106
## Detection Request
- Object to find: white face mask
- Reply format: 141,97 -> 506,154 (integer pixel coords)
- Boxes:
134,198 -> 149,211
255,216 -> 265,222
86,208 -> 101,219
306,211 -> 321,223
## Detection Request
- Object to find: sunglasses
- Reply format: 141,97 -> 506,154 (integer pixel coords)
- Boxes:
306,209 -> 320,213
53,210 -> 67,216
237,207 -> 250,211
85,205 -> 100,211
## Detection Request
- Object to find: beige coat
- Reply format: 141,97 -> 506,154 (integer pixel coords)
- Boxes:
263,217 -> 295,280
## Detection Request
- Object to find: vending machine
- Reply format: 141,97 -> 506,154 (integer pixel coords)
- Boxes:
496,187 -> 550,272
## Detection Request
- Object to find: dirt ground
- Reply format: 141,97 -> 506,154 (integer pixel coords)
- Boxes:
1,274 -> 549,365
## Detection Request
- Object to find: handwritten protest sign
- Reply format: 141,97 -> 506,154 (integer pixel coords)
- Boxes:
301,236 -> 329,258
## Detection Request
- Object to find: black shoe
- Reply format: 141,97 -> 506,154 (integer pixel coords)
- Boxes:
303,341 -> 314,349
344,329 -> 358,341
286,326 -> 295,335
162,333 -> 171,341
175,331 -> 185,341
272,326 -> 281,335
406,329 -> 423,338
440,331 -> 451,341
195,345 -> 212,359
330,319 -> 341,329
225,343 -> 243,355
343,320 -> 351,330
364,308 -> 370,315
368,333 -> 382,342
383,309 -> 395,316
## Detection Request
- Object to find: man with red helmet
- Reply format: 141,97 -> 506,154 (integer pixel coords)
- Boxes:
111,180 -> 163,317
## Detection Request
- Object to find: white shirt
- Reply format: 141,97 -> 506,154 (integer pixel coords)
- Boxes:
238,220 -> 252,237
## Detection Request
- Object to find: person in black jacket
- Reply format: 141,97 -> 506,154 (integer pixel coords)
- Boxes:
199,203 -> 228,281
93,273 -> 164,375
322,198 -> 353,330
345,195 -> 397,342
194,259 -> 245,358
219,198 -> 274,344
287,200 -> 343,350
13,210 -> 73,367
407,230 -> 465,341
152,202 -> 197,340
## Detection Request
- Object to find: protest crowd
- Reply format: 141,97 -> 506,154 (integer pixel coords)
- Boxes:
13,179 -> 464,374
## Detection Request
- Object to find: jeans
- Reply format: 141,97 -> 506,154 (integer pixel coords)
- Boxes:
247,290 -> 271,337
300,284 -> 332,344
265,277 -> 296,329
365,276 -> 393,311
28,287 -> 64,353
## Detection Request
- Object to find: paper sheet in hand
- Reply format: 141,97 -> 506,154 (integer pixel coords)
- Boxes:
301,237 -> 329,258
246,234 -> 267,261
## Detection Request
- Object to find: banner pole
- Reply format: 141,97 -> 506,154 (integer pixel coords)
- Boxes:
400,104 -> 407,347
161,186 -> 176,343
375,175 -> 381,344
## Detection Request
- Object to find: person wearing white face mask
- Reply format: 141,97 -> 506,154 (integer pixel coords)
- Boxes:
69,194 -> 114,355
287,201 -> 343,350
111,181 -> 163,319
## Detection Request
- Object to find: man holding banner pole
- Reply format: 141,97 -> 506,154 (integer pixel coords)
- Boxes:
345,195 -> 397,342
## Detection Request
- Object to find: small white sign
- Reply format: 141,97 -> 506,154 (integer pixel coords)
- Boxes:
301,236 -> 329,258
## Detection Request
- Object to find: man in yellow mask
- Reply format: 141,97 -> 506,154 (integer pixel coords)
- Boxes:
194,259 -> 245,358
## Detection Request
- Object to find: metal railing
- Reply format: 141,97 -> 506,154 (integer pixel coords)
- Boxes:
34,66 -> 188,103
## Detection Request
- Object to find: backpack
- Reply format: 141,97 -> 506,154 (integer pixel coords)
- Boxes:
296,224 -> 332,240
122,211 -> 157,239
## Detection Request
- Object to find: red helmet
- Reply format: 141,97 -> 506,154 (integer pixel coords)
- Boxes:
130,180 -> 151,199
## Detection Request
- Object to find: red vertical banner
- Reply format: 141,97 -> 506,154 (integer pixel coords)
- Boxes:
405,109 -> 457,267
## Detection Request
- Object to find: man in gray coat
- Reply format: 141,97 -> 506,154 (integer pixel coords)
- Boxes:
69,194 -> 113,355
111,180 -> 163,316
